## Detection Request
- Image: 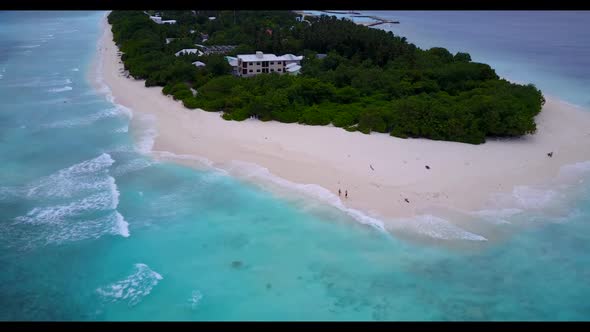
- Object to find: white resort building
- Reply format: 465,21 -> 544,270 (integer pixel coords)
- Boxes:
231,51 -> 303,77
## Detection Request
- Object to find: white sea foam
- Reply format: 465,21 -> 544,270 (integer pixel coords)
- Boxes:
47,86 -> 72,93
15,153 -> 130,240
72,68 -> 79,72
17,44 -> 41,49
13,193 -> 129,243
36,211 -> 129,245
97,263 -> 163,306
114,211 -> 130,237
389,214 -> 488,241
16,191 -> 116,224
134,113 -> 158,154
225,160 -> 387,233
27,153 -> 114,198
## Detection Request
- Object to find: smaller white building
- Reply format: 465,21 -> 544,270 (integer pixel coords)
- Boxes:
285,62 -> 302,75
149,16 -> 176,25
225,56 -> 239,75
175,49 -> 203,57
208,17 -> 216,20
192,61 -> 206,67
165,38 -> 176,44
225,56 -> 238,67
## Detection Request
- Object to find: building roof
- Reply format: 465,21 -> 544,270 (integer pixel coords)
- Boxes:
286,64 -> 302,72
192,61 -> 206,67
237,52 -> 303,62
175,49 -> 203,56
225,56 -> 238,67
282,54 -> 304,61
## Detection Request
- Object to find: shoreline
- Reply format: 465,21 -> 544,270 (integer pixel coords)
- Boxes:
95,17 -> 590,234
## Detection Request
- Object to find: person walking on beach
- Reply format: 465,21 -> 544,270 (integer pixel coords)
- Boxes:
338,189 -> 341,196
345,190 -> 348,199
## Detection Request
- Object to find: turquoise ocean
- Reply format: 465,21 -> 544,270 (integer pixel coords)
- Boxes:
1,11 -> 590,320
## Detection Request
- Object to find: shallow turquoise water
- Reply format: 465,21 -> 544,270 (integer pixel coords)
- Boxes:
1,11 -> 590,321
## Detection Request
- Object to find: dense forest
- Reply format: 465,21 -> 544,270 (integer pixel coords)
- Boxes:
108,10 -> 545,144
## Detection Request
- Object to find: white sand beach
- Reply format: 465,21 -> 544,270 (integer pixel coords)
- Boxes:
95,18 -> 590,231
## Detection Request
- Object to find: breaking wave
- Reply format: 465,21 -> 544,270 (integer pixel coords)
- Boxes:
5,153 -> 130,248
133,113 -> 158,154
27,153 -> 114,198
97,263 -> 163,306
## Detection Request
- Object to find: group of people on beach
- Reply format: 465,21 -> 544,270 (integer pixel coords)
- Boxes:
338,189 -> 348,198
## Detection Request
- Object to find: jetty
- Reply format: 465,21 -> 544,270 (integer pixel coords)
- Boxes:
352,15 -> 400,26
321,10 -> 361,15
291,11 -> 399,27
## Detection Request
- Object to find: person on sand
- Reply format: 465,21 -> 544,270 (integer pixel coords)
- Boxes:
345,190 -> 348,199
338,189 -> 341,196
547,152 -> 553,157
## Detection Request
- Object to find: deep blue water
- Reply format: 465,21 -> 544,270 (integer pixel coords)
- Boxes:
1,11 -> 590,321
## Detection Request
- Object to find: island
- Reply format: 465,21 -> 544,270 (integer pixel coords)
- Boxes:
108,10 -> 544,145
99,10 -> 590,230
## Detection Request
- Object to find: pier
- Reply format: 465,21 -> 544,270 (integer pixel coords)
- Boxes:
321,10 -> 361,15
352,15 -> 400,26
